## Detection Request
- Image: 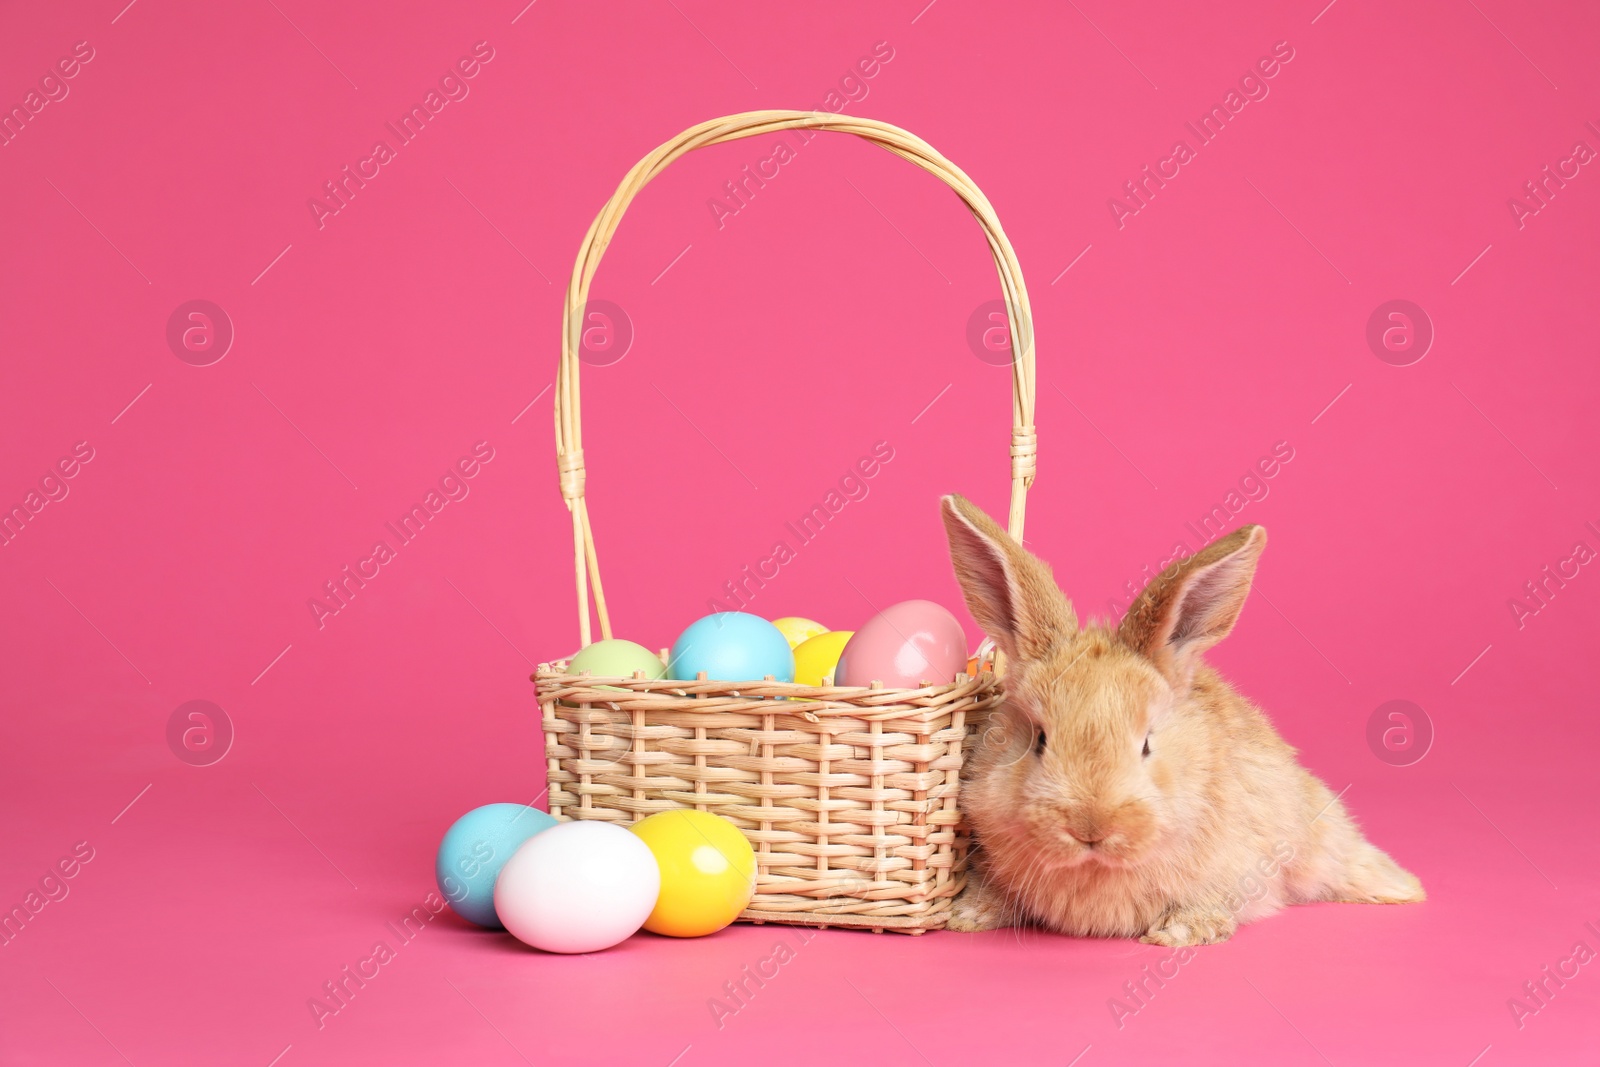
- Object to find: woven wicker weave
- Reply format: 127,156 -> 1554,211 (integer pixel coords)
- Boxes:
538,111 -> 1038,932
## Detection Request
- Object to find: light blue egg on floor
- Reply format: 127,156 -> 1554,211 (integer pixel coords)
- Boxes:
667,612 -> 795,683
436,803 -> 558,928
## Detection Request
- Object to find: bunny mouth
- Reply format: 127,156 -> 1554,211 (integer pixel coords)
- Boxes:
1051,831 -> 1140,869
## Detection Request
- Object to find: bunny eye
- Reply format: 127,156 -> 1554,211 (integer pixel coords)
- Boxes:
1142,734 -> 1152,759
1033,729 -> 1047,755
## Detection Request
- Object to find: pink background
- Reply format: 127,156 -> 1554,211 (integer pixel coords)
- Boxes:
4,0 -> 1598,1064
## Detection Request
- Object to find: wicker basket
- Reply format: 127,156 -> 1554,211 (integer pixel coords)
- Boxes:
537,111 -> 1038,933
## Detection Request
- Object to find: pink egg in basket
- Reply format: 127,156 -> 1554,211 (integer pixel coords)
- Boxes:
834,599 -> 968,688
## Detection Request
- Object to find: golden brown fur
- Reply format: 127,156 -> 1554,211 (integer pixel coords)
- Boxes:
941,495 -> 1423,945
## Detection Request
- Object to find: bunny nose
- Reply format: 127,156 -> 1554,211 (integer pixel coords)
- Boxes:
1068,826 -> 1107,845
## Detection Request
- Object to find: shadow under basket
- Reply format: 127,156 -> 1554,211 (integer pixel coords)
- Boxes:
537,669 -> 1001,933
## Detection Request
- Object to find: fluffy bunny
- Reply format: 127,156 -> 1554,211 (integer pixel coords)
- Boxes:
940,495 -> 1423,945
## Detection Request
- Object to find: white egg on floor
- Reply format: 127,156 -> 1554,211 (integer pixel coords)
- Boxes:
493,821 -> 660,954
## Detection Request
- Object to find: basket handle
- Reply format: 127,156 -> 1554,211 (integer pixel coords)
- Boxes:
556,110 -> 1038,647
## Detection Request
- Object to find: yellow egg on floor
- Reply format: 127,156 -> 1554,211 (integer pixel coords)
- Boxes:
630,810 -> 756,937
770,616 -> 828,649
792,630 -> 854,687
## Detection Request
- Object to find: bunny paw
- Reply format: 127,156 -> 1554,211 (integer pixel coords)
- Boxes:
1142,906 -> 1237,946
946,882 -> 1013,932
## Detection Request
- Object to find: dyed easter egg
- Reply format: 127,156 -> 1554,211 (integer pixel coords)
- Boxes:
770,617 -> 829,649
834,600 -> 968,689
435,803 -> 559,928
568,639 -> 667,688
630,810 -> 756,937
667,612 -> 794,683
494,821 -> 660,954
791,630 -> 855,687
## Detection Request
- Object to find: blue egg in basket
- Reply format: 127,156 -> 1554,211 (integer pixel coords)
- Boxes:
667,612 -> 795,683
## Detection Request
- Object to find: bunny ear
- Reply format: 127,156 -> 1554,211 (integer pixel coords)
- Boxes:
1120,525 -> 1267,686
940,494 -> 1075,662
